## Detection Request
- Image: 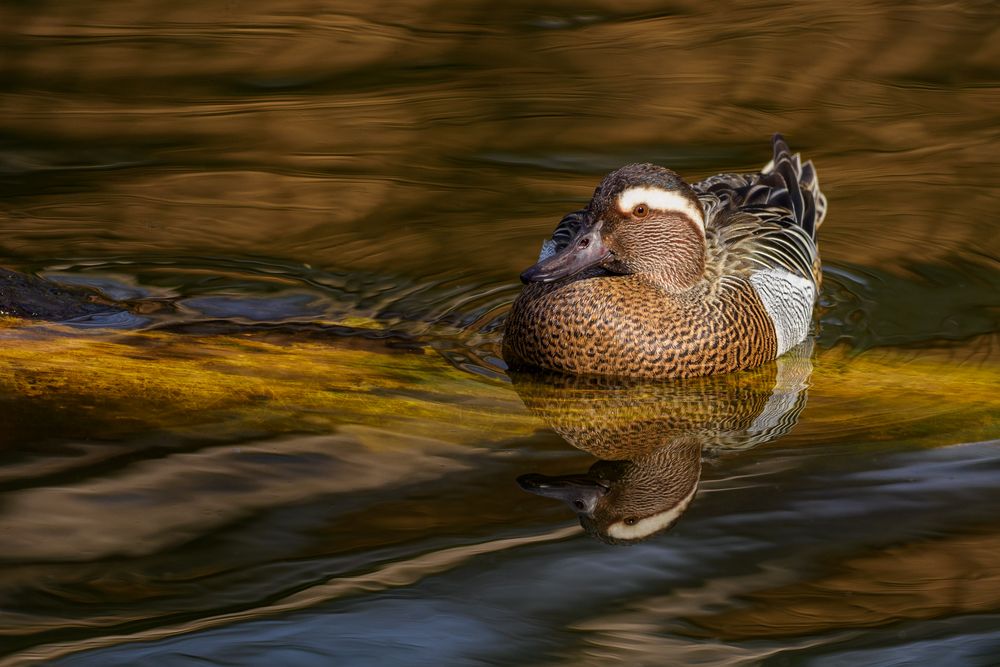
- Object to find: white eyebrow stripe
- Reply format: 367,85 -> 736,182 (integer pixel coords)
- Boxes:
616,186 -> 704,230
605,482 -> 699,541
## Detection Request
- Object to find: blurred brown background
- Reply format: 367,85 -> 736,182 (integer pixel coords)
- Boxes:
2,0 -> 997,282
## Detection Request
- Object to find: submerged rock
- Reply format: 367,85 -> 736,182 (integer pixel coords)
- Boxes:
0,267 -> 124,321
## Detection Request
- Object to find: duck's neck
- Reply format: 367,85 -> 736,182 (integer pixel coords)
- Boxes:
644,233 -> 706,293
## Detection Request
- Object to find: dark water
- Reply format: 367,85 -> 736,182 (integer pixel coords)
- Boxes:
1,2 -> 999,665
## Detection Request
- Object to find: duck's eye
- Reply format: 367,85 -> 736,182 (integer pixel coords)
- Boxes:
632,204 -> 649,219
624,517 -> 638,526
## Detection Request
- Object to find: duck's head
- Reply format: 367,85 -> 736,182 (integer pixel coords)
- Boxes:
521,164 -> 706,291
517,441 -> 701,546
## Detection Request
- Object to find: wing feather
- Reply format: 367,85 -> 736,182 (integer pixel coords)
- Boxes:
695,135 -> 825,286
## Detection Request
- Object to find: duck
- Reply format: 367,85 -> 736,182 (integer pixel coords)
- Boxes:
512,340 -> 813,544
503,134 -> 826,379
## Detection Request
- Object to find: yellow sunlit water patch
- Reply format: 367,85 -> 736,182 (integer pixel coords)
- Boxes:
0,322 -> 537,443
1,319 -> 996,450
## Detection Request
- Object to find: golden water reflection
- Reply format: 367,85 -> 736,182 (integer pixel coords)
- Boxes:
1,1 -> 997,280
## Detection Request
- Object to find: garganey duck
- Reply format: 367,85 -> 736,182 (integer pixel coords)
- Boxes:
503,135 -> 826,379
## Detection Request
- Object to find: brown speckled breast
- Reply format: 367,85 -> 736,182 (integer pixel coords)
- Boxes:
502,274 -> 778,379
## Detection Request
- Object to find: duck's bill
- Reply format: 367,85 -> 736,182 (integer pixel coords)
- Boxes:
520,221 -> 610,284
517,472 -> 608,517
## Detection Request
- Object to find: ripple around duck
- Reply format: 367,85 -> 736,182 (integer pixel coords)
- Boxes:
817,257 -> 1000,352
16,247 -> 999,383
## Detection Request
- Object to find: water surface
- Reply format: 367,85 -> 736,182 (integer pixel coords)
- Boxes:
1,1 -> 998,665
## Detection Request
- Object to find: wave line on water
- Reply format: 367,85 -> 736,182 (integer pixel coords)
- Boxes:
0,525 -> 582,667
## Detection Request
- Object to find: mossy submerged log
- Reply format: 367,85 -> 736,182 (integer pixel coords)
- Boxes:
0,266 -> 996,447
1,307 -> 997,450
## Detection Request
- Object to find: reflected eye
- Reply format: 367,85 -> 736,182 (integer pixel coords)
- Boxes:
624,517 -> 637,526
632,204 -> 649,219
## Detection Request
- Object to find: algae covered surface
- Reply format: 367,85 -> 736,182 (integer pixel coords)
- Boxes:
0,321 -> 532,443
1,321 -> 995,448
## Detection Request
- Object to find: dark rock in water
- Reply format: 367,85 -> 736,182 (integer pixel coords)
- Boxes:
0,267 -> 124,321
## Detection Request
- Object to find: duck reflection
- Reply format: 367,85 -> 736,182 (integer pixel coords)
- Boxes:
513,343 -> 813,545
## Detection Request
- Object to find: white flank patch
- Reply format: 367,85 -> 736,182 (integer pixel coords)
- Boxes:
616,186 -> 704,231
749,269 -> 815,356
605,482 -> 699,541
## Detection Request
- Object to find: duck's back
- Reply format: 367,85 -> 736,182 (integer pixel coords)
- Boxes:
698,135 -> 826,356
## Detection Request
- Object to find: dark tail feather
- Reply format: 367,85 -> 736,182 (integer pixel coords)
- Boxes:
759,134 -> 827,238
